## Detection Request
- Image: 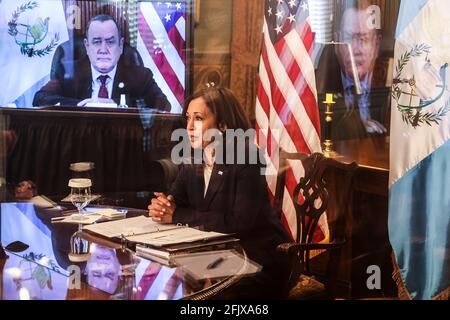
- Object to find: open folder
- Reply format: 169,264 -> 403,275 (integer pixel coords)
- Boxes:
82,215 -> 231,247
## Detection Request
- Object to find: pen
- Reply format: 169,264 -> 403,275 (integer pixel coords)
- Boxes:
51,216 -> 67,222
206,257 -> 225,269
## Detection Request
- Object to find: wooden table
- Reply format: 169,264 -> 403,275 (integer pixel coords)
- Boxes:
334,136 -> 389,195
0,203 -> 246,300
333,136 -> 396,298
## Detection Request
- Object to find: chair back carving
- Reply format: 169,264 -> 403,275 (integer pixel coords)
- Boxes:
275,150 -> 357,298
293,153 -> 330,245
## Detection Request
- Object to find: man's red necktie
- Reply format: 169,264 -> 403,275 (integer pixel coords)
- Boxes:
98,75 -> 109,99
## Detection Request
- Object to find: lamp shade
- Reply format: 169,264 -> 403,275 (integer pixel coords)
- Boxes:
68,178 -> 92,188
309,0 -> 334,43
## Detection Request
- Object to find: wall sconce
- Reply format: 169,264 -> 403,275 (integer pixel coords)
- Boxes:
323,93 -> 337,157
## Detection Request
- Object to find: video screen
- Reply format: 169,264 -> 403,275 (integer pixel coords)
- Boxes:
0,0 -> 192,113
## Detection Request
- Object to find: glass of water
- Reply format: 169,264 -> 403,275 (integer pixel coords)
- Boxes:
69,178 -> 92,215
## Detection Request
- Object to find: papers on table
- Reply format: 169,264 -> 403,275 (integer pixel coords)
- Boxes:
51,208 -> 127,225
135,238 -> 240,267
53,213 -> 103,225
82,216 -> 179,238
85,208 -> 127,219
82,216 -> 231,247
30,195 -> 60,209
127,228 -> 228,247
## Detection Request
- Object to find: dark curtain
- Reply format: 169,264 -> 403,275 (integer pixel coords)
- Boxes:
6,111 -> 182,198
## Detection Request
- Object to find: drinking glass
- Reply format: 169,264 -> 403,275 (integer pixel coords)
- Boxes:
69,178 -> 92,215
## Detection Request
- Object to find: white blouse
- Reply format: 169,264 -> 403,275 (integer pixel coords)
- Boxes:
204,166 -> 213,197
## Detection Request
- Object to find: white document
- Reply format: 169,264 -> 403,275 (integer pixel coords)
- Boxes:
84,102 -> 118,108
82,216 -> 180,238
127,228 -> 227,247
59,213 -> 103,225
85,208 -> 126,219
31,195 -> 58,208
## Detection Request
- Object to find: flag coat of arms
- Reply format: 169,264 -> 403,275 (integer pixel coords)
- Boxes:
0,0 -> 69,107
390,0 -> 450,300
256,0 -> 325,241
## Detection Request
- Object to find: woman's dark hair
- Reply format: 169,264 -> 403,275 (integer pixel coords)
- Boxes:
183,87 -> 251,131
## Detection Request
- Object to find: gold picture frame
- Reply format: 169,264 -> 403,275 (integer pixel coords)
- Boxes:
194,0 -> 200,25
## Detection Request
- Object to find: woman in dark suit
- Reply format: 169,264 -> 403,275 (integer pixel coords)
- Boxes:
148,87 -> 290,299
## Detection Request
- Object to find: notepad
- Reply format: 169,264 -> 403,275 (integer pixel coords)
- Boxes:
173,250 -> 261,280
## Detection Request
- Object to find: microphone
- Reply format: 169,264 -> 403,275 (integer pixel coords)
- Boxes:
118,82 -> 128,108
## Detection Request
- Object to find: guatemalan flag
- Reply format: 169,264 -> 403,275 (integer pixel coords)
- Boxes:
390,0 -> 450,300
0,0 -> 69,107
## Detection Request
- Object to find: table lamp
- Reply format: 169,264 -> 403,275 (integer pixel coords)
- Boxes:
318,41 -> 362,158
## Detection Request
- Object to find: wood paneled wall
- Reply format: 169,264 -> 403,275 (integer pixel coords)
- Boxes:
61,0 -> 136,43
229,0 -> 264,123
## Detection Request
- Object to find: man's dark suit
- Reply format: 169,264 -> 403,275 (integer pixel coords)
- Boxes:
33,56 -> 171,111
169,160 -> 290,298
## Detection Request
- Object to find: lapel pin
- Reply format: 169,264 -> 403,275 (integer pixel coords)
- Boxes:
218,171 -> 223,176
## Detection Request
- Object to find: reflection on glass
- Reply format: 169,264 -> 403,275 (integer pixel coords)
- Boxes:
85,244 -> 121,295
335,4 -> 387,136
2,254 -> 68,300
132,258 -> 183,300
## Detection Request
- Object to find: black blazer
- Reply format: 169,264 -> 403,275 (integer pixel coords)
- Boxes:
169,161 -> 291,267
33,57 -> 171,111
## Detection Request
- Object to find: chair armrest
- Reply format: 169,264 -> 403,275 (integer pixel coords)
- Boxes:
277,240 -> 346,255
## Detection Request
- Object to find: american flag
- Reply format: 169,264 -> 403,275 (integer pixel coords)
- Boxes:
134,260 -> 183,300
256,0 -> 327,241
137,1 -> 186,113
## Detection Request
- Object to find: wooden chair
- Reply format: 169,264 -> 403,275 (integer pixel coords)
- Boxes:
275,151 -> 357,300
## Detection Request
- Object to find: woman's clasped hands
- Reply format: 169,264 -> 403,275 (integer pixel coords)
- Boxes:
148,192 -> 176,224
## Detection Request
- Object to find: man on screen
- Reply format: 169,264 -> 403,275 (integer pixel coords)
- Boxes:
334,4 -> 387,136
316,2 -> 390,140
33,15 -> 171,111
